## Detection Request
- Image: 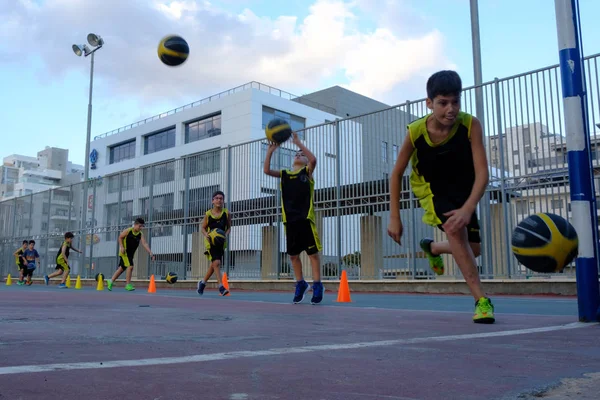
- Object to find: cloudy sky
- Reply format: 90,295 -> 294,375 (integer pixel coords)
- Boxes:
1,0 -> 600,166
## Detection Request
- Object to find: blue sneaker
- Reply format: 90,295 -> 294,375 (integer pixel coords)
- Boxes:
311,281 -> 324,305
293,280 -> 310,304
197,281 -> 206,296
219,285 -> 229,296
44,275 -> 49,285
58,283 -> 67,289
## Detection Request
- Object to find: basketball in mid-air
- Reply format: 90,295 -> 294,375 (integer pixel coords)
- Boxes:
157,35 -> 189,67
511,212 -> 578,273
265,118 -> 292,144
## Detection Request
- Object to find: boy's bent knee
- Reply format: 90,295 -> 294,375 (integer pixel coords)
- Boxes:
289,255 -> 301,262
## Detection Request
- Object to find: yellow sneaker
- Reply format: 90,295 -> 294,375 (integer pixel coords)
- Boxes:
473,297 -> 495,324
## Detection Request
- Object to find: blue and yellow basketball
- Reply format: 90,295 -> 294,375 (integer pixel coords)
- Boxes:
511,212 -> 578,273
157,35 -> 189,67
265,118 -> 292,144
209,228 -> 226,247
166,271 -> 178,284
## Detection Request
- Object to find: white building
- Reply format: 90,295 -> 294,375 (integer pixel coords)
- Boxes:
86,83 -> 375,275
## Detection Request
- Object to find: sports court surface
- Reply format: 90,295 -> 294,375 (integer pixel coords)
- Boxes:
1,284 -> 599,400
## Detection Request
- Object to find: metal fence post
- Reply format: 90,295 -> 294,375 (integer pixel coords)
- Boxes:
89,181 -> 97,274
335,119 -> 342,276
493,78 -> 513,278
226,146 -> 232,277
182,158 -> 190,280
45,191 -> 52,277
147,166 -> 155,279
28,194 -> 33,238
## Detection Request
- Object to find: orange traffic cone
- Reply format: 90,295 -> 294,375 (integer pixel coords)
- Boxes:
148,275 -> 156,293
222,272 -> 231,296
336,270 -> 352,303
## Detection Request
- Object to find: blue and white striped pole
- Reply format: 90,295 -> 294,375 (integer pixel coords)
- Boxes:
555,0 -> 600,322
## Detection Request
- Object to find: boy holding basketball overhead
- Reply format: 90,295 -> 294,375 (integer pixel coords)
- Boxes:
107,218 -> 155,292
196,190 -> 231,297
387,70 -> 495,324
264,131 -> 324,305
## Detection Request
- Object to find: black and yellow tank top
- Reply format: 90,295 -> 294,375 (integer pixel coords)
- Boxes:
280,166 -> 315,224
122,228 -> 142,254
408,111 -> 475,202
15,248 -> 24,265
56,241 -> 70,262
206,208 -> 230,232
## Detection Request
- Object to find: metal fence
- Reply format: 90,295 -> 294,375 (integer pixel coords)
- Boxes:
2,53 -> 600,282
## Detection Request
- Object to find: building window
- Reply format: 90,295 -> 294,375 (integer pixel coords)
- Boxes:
142,161 -> 176,186
551,199 -> 564,210
109,140 -> 136,164
120,170 -> 135,191
262,106 -> 306,139
185,149 -> 221,177
185,114 -> 222,143
261,143 -> 296,169
107,175 -> 120,194
141,193 -> 175,217
185,185 -> 220,220
105,200 -> 134,241
144,127 -> 176,155
382,141 -> 388,163
392,144 -> 399,163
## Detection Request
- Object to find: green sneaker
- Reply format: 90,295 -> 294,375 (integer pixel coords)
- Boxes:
420,238 -> 444,275
107,279 -> 113,291
125,283 -> 135,291
473,297 -> 495,324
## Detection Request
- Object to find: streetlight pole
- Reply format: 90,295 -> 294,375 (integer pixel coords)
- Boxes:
73,34 -> 104,277
470,0 -> 484,124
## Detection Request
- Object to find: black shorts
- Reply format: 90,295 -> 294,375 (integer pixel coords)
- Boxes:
206,245 -> 224,262
433,196 -> 481,243
18,263 -> 27,272
24,269 -> 34,278
118,253 -> 135,269
285,220 -> 322,256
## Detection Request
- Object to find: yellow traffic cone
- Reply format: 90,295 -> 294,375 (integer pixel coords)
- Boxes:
66,275 -> 71,288
6,274 -> 12,286
96,273 -> 104,291
75,275 -> 82,290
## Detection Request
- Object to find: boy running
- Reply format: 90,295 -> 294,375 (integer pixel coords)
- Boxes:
44,232 -> 81,288
22,240 -> 40,286
387,70 -> 495,324
107,218 -> 154,291
196,191 -> 232,296
14,240 -> 28,285
263,132 -> 324,304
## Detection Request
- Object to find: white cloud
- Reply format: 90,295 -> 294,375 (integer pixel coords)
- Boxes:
0,0 -> 454,107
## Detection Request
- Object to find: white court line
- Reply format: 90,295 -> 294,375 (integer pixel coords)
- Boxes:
0,322 -> 594,376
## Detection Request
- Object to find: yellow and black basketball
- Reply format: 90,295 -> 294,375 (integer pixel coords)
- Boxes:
265,118 -> 292,144
511,212 -> 578,273
209,228 -> 226,247
166,271 -> 178,284
157,35 -> 189,67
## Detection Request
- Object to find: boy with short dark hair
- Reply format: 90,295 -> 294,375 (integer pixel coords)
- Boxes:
22,240 -> 40,286
387,70 -> 495,324
196,190 -> 232,296
263,132 -> 324,305
107,218 -> 155,292
44,232 -> 81,288
14,240 -> 28,285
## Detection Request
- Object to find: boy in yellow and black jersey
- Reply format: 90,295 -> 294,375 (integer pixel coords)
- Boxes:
388,70 -> 495,324
264,132 -> 324,305
44,232 -> 81,288
197,190 -> 232,296
14,240 -> 28,285
107,218 -> 155,292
